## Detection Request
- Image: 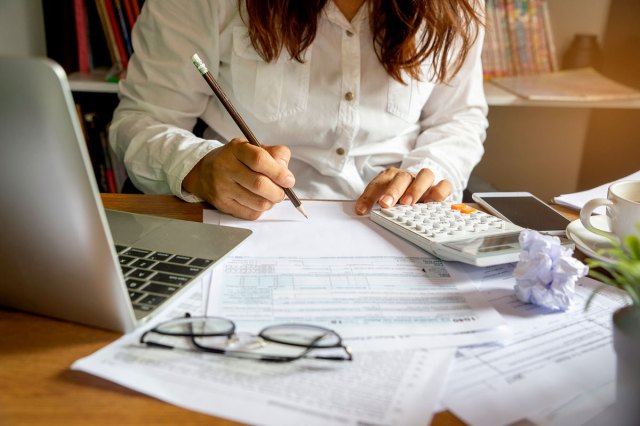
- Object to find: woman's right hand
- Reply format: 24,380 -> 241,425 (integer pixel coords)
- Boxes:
182,138 -> 296,220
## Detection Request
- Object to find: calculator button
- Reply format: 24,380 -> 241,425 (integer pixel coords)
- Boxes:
381,209 -> 396,218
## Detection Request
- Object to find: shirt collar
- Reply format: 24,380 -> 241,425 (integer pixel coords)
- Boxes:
323,1 -> 367,33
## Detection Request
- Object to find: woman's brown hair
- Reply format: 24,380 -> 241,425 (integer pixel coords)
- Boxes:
241,0 -> 483,83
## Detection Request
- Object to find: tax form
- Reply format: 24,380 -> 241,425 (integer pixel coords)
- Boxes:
208,255 -> 506,345
204,201 -> 510,348
72,285 -> 454,426
440,264 -> 628,426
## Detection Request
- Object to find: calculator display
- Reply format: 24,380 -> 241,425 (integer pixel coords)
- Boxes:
443,232 -> 522,256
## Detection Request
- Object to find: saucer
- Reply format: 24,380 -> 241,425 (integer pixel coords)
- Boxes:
566,216 -> 616,263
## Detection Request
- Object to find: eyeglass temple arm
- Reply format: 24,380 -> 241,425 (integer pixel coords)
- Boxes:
140,330 -> 176,350
305,346 -> 353,361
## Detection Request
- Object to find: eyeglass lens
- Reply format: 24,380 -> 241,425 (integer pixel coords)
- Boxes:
155,316 -> 235,336
260,324 -> 342,348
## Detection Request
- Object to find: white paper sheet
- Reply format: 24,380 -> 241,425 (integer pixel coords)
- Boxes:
204,200 -> 431,258
553,170 -> 640,212
204,201 -> 509,349
441,264 -> 629,426
207,255 -> 508,347
72,285 -> 454,426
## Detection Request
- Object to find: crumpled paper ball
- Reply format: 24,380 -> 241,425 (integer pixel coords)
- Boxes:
513,229 -> 588,311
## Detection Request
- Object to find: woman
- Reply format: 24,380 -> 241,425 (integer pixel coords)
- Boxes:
110,0 -> 488,220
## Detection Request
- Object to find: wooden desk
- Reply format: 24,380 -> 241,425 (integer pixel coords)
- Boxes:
0,194 -> 578,426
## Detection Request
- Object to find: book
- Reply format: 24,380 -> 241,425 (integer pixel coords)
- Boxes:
490,67 -> 640,101
95,0 -> 122,71
122,0 -> 137,29
481,0 -> 557,79
539,0 -> 558,71
130,0 -> 141,18
73,0 -> 91,73
113,0 -> 133,58
102,0 -> 129,69
85,0 -> 112,70
496,0 -> 514,76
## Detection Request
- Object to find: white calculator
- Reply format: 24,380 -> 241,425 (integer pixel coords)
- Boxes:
370,202 -> 525,267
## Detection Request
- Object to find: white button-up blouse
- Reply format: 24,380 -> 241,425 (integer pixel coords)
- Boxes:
109,0 -> 488,203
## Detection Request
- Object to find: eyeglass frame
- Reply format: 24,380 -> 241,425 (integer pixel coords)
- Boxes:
139,313 -> 353,363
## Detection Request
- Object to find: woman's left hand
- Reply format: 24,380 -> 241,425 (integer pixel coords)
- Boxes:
355,167 -> 452,215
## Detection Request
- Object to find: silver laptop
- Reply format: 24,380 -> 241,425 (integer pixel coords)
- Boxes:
0,56 -> 251,333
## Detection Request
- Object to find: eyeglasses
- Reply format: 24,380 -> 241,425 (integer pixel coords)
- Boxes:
140,313 -> 353,363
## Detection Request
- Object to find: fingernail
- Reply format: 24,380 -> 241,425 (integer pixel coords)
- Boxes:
381,195 -> 394,207
401,195 -> 413,205
283,174 -> 295,187
355,204 -> 368,215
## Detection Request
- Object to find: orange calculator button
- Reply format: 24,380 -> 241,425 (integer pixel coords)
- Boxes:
451,203 -> 477,214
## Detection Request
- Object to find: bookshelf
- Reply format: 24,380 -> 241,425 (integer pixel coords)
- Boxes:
67,77 -> 640,109
474,0 -> 640,202
69,71 -> 119,93
484,80 -> 640,109
65,74 -> 640,111
38,0 -> 635,200
39,0 -> 143,193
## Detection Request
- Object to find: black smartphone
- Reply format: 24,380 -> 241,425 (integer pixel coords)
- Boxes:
472,192 -> 570,236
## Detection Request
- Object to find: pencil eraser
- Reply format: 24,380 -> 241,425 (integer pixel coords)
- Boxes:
191,53 -> 208,75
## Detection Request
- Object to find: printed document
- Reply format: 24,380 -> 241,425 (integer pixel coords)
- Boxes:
204,201 -> 510,349
72,286 -> 454,426
440,264 -> 628,426
208,255 -> 508,348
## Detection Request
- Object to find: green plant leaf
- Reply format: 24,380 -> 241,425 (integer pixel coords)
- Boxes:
625,235 -> 640,260
585,222 -> 640,310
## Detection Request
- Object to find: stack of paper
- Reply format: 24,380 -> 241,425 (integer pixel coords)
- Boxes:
72,201 -> 628,426
554,170 -> 640,212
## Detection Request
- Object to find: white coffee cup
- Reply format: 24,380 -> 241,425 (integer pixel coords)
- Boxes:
580,180 -> 640,240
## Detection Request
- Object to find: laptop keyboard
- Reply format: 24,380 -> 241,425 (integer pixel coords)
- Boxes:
115,245 -> 214,315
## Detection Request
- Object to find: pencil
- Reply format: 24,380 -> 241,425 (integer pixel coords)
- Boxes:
191,53 -> 308,219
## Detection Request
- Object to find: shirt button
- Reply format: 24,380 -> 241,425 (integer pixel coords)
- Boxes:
344,91 -> 354,101
336,147 -> 345,155
346,30 -> 354,37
